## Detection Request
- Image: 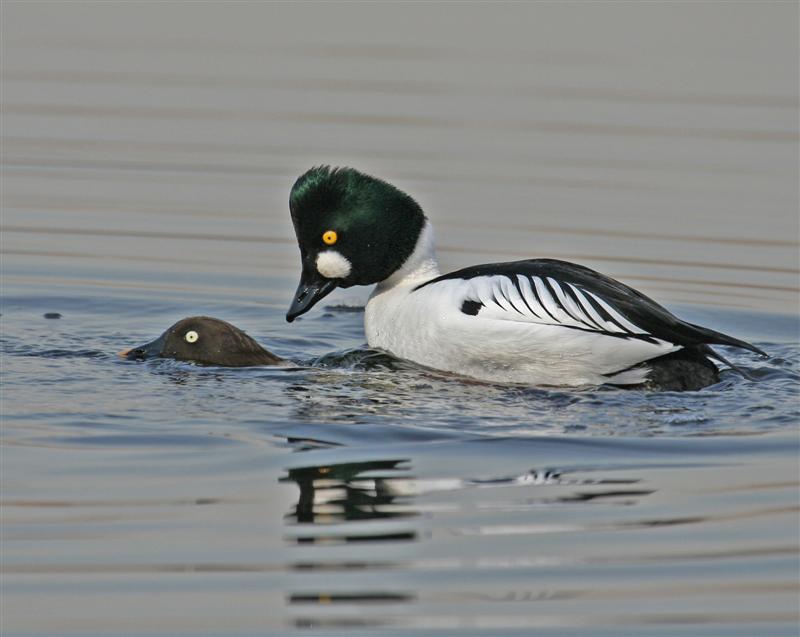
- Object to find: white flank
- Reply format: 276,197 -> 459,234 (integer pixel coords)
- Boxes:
316,250 -> 352,279
364,219 -> 679,387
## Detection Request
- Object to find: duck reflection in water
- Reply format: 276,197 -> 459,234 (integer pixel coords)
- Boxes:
281,459 -> 418,541
281,458 -> 420,612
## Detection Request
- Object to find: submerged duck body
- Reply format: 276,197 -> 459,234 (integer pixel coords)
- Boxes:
120,316 -> 282,367
286,166 -> 765,389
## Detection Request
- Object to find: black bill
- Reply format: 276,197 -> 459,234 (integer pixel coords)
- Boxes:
118,331 -> 168,360
286,269 -> 339,322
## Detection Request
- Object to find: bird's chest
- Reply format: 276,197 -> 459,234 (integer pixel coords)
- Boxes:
364,284 -> 447,358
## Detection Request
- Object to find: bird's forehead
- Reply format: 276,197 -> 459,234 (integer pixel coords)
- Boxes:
172,319 -> 208,335
297,207 -> 363,237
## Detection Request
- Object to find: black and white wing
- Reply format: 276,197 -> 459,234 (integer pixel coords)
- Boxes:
415,258 -> 765,356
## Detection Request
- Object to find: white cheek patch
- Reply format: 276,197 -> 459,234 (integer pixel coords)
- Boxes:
316,250 -> 352,279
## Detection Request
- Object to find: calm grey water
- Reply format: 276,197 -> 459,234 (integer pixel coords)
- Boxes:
2,3 -> 799,636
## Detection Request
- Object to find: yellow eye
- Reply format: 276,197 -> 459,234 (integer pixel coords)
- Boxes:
322,230 -> 338,245
184,330 -> 199,343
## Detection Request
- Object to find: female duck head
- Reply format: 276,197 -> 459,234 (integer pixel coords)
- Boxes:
119,316 -> 281,367
286,166 -> 426,322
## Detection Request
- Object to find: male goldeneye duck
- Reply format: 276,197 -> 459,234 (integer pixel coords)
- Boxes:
285,166 -> 766,390
119,316 -> 282,367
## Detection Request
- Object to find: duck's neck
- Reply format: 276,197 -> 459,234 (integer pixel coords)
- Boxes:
376,220 -> 440,291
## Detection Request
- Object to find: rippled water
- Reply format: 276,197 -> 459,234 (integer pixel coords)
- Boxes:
3,295 -> 799,636
2,3 -> 799,636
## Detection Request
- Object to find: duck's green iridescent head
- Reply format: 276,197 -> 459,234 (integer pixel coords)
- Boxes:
286,166 -> 426,321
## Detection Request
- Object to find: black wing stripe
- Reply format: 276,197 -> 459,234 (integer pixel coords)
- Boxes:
457,272 -> 658,343
528,276 -> 559,322
493,288 -> 525,316
558,282 -> 594,329
545,277 -> 597,329
517,275 -> 547,319
582,291 -> 661,343
499,277 -> 529,316
562,283 -> 605,330
582,290 -> 636,334
512,275 -> 541,318
586,289 -> 649,334
498,290 -> 525,316
490,293 -> 508,313
550,323 -> 656,341
567,283 -> 614,331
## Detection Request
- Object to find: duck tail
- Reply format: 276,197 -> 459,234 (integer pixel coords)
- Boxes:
686,322 -> 768,358
697,344 -> 757,381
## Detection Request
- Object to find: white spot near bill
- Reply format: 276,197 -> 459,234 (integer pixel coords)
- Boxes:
316,250 -> 352,279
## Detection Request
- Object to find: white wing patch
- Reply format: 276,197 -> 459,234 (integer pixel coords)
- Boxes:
462,274 -> 658,341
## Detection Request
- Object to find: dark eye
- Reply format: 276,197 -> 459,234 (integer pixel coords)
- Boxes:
184,330 -> 199,343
